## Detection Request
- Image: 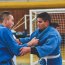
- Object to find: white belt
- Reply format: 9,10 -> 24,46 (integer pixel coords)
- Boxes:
33,54 -> 60,65
43,53 -> 60,59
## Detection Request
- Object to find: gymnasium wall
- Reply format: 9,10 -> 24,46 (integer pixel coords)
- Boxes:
0,9 -> 29,32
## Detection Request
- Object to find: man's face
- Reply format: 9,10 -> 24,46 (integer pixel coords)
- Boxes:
37,18 -> 49,30
5,15 -> 14,28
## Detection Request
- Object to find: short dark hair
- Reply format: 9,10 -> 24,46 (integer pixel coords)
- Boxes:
37,12 -> 51,24
0,11 -> 12,21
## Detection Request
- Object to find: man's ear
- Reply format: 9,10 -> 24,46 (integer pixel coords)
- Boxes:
45,20 -> 49,26
4,18 -> 8,24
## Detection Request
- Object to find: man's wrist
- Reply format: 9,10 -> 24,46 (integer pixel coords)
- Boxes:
27,42 -> 32,47
28,47 -> 31,52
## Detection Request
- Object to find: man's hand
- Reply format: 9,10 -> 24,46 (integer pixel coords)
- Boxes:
16,39 -> 22,45
27,37 -> 39,46
20,47 -> 31,56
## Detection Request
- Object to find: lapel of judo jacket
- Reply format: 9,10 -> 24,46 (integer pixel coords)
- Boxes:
36,26 -> 51,46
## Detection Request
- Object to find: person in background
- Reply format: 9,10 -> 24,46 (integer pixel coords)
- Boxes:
0,11 -> 39,65
23,29 -> 28,37
17,12 -> 62,65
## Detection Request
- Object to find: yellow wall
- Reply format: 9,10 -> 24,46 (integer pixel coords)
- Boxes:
0,2 -> 65,8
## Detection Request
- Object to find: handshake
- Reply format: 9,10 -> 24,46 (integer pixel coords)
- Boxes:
16,37 -> 39,56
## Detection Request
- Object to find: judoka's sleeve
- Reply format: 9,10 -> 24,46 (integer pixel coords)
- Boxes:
3,28 -> 28,56
19,37 -> 30,44
19,30 -> 37,43
35,34 -> 61,57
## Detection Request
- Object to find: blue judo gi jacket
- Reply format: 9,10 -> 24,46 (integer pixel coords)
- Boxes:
20,26 -> 62,65
0,24 -> 28,65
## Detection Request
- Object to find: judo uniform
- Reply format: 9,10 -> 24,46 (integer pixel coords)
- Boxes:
0,24 -> 28,65
20,26 -> 62,65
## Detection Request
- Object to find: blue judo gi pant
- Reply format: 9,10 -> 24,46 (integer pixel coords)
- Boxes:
0,59 -> 15,65
39,56 -> 62,65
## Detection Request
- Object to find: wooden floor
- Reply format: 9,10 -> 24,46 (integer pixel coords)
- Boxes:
16,46 -> 65,65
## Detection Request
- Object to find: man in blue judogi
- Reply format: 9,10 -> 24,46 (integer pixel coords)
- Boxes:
0,11 -> 39,65
19,12 -> 62,65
